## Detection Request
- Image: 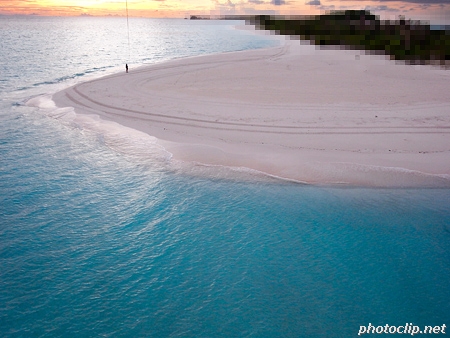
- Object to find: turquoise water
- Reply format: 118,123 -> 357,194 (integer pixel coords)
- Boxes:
1,16 -> 449,337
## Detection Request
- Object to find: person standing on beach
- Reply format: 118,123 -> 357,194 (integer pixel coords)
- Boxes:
126,64 -> 128,73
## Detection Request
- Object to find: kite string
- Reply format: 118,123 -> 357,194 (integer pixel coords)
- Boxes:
126,0 -> 130,62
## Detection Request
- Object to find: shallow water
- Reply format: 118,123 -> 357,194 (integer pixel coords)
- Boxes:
1,16 -> 449,337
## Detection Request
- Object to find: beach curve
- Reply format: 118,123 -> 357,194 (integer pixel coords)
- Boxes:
52,37 -> 450,187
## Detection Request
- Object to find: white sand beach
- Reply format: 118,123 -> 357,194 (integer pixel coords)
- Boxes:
53,33 -> 450,187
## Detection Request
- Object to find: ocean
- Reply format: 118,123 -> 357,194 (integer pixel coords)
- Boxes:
1,16 -> 449,337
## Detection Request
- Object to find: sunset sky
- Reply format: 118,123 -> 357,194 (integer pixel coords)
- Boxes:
1,0 -> 449,23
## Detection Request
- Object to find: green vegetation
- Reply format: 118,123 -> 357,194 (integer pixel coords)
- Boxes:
249,10 -> 450,66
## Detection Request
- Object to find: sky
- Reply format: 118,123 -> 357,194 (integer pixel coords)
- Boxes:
0,0 -> 449,23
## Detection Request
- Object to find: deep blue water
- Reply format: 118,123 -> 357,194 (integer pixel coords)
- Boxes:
1,16 -> 449,337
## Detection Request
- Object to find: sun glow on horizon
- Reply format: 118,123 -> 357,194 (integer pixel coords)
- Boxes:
1,0 -> 176,17
1,0 -> 449,23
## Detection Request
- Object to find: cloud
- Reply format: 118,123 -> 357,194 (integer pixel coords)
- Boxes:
211,0 -> 237,13
248,0 -> 265,4
306,0 -> 321,5
271,0 -> 286,5
335,0 -> 449,4
318,4 -> 335,10
212,0 -> 235,6
364,5 -> 400,11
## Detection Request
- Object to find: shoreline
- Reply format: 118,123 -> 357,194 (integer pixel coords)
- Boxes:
52,36 -> 450,187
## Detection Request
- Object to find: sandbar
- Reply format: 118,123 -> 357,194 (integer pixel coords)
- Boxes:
53,35 -> 450,187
